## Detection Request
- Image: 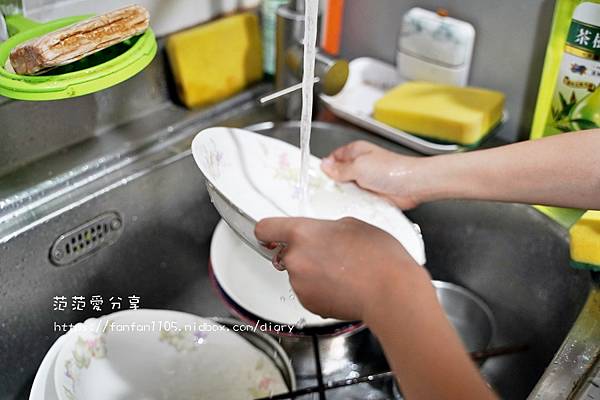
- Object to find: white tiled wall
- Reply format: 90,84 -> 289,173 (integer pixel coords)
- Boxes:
23,0 -> 260,36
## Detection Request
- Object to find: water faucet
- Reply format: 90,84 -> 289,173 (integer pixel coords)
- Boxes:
262,0 -> 349,118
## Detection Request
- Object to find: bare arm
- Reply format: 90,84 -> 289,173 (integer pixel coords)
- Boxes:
322,131 -> 600,210
365,267 -> 497,400
418,131 -> 600,209
255,217 -> 498,400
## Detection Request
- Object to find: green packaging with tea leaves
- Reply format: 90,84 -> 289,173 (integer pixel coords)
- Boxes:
532,1 -> 600,137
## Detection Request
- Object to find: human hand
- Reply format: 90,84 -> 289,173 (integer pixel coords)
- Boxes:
254,217 -> 430,321
256,218 -> 497,400
321,141 -> 427,209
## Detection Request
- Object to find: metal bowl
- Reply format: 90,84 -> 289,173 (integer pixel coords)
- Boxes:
433,280 -> 496,352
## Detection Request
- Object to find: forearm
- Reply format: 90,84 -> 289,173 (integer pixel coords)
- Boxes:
365,267 -> 497,400
416,131 -> 600,209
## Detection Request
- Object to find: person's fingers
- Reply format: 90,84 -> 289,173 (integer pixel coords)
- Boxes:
321,157 -> 360,182
271,247 -> 287,271
321,141 -> 377,182
328,140 -> 376,162
255,217 -> 309,244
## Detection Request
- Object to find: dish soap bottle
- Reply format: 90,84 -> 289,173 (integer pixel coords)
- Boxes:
530,0 -> 600,227
531,0 -> 600,138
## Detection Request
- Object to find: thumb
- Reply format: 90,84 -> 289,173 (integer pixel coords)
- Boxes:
329,140 -> 375,162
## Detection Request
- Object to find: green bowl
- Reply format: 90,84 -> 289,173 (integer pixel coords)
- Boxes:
0,15 -> 157,101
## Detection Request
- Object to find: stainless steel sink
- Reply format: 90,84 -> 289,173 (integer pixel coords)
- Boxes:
0,96 -> 594,399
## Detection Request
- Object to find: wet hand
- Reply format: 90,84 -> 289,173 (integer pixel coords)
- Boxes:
320,141 -> 425,209
255,217 -> 429,321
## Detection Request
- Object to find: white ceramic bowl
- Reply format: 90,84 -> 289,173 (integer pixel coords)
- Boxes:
191,127 -> 426,265
29,335 -> 65,400
54,309 -> 289,400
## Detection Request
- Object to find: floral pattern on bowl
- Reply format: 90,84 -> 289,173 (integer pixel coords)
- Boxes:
62,331 -> 107,400
198,138 -> 226,180
248,359 -> 283,398
272,151 -> 327,199
159,328 -> 208,353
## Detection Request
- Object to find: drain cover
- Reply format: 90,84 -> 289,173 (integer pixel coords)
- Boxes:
50,211 -> 123,266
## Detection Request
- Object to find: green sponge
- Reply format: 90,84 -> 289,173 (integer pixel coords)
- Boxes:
569,210 -> 600,272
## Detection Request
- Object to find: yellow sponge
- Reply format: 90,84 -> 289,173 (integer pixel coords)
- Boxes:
570,210 -> 600,271
166,13 -> 263,108
373,81 -> 505,146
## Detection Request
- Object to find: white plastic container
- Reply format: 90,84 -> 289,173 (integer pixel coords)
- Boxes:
397,7 -> 475,86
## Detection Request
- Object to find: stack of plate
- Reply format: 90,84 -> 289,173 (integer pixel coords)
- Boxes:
29,309 -> 294,400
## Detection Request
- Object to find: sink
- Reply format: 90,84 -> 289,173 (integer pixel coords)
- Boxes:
0,103 -> 592,399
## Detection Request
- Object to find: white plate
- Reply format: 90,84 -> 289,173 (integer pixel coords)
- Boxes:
29,335 -> 65,400
54,309 -> 288,400
211,219 -> 341,328
191,127 -> 426,266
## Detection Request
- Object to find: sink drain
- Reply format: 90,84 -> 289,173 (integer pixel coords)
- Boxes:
50,211 -> 123,266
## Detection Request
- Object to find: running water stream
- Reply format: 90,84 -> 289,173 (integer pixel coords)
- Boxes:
298,0 -> 319,215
